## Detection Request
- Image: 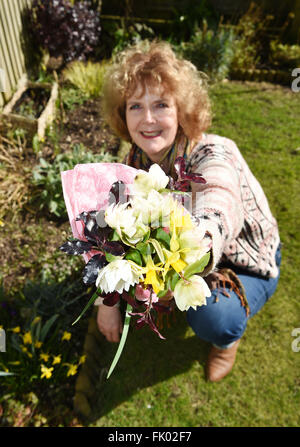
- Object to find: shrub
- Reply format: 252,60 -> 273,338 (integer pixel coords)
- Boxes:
29,0 -> 101,65
62,60 -> 109,98
176,20 -> 236,82
31,143 -> 117,219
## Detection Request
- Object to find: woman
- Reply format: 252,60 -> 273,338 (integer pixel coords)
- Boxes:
96,40 -> 281,382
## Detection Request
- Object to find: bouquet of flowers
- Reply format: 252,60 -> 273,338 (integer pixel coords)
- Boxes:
59,158 -> 211,377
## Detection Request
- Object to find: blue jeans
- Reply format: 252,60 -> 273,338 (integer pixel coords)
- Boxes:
186,245 -> 282,349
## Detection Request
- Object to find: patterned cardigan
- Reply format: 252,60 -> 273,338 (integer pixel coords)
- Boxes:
124,133 -> 280,279
185,133 -> 280,278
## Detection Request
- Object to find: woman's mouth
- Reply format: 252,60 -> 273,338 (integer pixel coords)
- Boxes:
140,130 -> 162,139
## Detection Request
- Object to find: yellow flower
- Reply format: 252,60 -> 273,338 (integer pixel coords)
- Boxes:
66,363 -> 78,377
61,331 -> 72,341
32,316 -> 41,325
21,345 -> 28,353
40,364 -> 54,379
0,219 -> 4,227
78,355 -> 86,365
11,326 -> 21,333
35,341 -> 42,349
40,353 -> 50,362
144,256 -> 164,295
52,355 -> 62,365
23,331 -> 32,345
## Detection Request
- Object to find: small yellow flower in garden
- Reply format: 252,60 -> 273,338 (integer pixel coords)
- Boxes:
40,364 -> 54,379
0,219 -> 4,227
78,355 -> 86,365
27,351 -> 33,358
21,345 -> 28,353
40,353 -> 50,362
23,331 -> 32,345
34,341 -> 42,349
32,316 -> 41,325
64,363 -> 78,377
61,331 -> 72,341
52,355 -> 62,365
11,326 -> 21,333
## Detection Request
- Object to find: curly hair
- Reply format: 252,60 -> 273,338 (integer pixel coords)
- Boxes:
102,40 -> 212,143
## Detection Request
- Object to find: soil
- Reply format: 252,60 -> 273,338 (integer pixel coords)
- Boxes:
46,96 -> 120,158
13,87 -> 50,119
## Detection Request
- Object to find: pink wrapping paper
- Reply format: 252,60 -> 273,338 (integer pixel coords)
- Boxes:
61,162 -> 141,262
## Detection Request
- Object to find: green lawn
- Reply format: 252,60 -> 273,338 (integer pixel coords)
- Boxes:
90,81 -> 300,427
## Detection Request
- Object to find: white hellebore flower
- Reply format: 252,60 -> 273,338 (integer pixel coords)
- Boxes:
104,202 -> 148,244
96,259 -> 143,294
178,228 -> 211,264
131,189 -> 173,227
132,164 -> 169,198
173,275 -> 211,311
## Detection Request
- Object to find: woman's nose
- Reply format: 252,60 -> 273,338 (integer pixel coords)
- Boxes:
143,107 -> 156,123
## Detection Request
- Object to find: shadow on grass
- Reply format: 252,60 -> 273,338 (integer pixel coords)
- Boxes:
89,309 -> 209,422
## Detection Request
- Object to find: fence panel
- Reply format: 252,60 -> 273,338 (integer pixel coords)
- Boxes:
0,0 -> 32,108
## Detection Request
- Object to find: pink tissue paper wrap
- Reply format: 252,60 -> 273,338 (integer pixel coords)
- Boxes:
61,162 -> 142,263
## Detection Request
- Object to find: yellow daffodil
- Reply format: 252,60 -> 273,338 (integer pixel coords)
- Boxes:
23,331 -> 32,345
40,353 -> 50,362
34,341 -> 42,349
65,363 -> 78,377
61,331 -> 72,341
0,219 -> 4,227
144,256 -> 164,295
21,345 -> 28,353
78,355 -> 86,365
32,316 -> 41,325
11,326 -> 21,333
40,364 -> 54,379
52,355 -> 62,365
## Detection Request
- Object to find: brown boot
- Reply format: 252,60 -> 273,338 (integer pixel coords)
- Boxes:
206,339 -> 241,382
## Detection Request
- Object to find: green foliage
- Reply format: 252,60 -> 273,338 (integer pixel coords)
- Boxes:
175,20 -> 236,82
59,87 -> 89,111
30,143 -> 117,219
269,41 -> 300,68
229,3 -> 274,72
111,21 -> 155,56
0,277 -> 90,397
62,60 -> 110,99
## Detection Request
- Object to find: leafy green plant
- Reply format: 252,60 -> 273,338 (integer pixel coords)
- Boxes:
31,143 -> 117,219
269,41 -> 300,68
62,60 -> 109,98
175,20 -> 236,82
59,87 -> 89,111
111,21 -> 155,56
229,2 -> 274,72
0,277 -> 89,397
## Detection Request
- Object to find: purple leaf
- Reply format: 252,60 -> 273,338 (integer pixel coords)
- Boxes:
59,239 -> 93,255
82,254 -> 107,285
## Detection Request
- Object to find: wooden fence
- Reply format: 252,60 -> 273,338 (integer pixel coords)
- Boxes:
0,0 -> 32,109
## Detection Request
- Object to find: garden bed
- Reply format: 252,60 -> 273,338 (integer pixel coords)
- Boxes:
1,75 -> 58,140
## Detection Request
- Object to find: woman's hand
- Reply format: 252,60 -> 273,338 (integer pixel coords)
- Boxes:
97,305 -> 123,343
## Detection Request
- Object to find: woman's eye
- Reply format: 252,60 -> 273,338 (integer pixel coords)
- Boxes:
129,104 -> 140,110
157,103 -> 168,108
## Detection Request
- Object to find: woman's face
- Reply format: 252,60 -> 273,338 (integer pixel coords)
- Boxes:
125,83 -> 178,163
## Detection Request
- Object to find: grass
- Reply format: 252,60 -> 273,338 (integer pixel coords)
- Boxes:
89,81 -> 300,427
